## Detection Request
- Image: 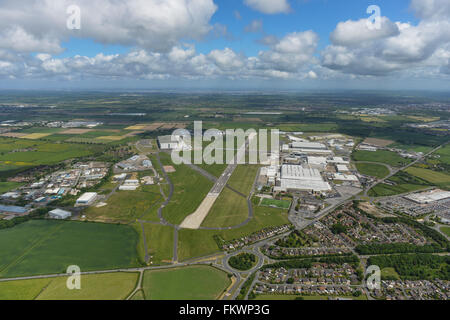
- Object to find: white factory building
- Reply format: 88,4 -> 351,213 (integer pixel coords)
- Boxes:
158,135 -> 191,151
405,189 -> 450,204
76,192 -> 98,206
119,179 -> 140,191
276,164 -> 331,192
49,209 -> 72,220
307,156 -> 328,169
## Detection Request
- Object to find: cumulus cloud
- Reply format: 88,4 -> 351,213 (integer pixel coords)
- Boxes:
244,0 -> 290,14
321,1 -> 450,77
0,0 -> 217,53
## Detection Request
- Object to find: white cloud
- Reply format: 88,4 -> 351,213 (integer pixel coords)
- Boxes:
321,3 -> 450,77
244,0 -> 290,14
0,0 -> 217,53
330,17 -> 400,47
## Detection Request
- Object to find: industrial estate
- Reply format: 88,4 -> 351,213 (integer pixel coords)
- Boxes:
0,91 -> 448,301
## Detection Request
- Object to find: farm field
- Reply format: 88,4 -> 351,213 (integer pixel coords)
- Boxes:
388,143 -> 433,153
178,205 -> 289,261
84,185 -> 162,223
260,198 -> 291,209
0,220 -> 140,278
0,272 -> 138,300
0,138 -> 98,174
160,153 -> 213,225
201,188 -> 249,228
352,150 -> 412,167
356,163 -> 390,179
0,181 -> 24,193
142,266 -> 230,300
405,167 -> 450,188
135,223 -> 174,265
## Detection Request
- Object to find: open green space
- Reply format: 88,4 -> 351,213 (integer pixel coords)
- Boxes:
405,167 -> 450,188
355,163 -> 390,179
0,272 -> 138,300
388,143 -> 433,153
0,181 -> 24,193
440,227 -> 450,237
178,205 -> 289,261
260,198 -> 291,209
0,220 -> 140,278
202,188 -> 248,228
160,153 -> 213,225
227,165 -> 259,195
352,150 -> 411,167
369,171 -> 431,197
142,265 -> 230,300
84,185 -> 162,223
135,222 -> 174,265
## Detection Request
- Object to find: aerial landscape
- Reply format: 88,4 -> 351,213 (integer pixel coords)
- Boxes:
0,0 -> 449,309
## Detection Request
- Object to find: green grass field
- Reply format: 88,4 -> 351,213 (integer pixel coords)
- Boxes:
369,170 -> 431,197
388,143 -> 433,153
85,185 -> 162,223
369,183 -> 429,197
356,163 -> 390,179
440,227 -> 450,237
352,150 -> 412,167
135,223 -> 174,265
142,265 -> 230,300
0,220 -> 140,278
405,167 -> 450,188
0,272 -> 138,300
160,153 -> 213,225
0,181 -> 24,193
260,198 -> 291,209
178,205 -> 290,261
227,165 -> 259,195
202,188 -> 249,228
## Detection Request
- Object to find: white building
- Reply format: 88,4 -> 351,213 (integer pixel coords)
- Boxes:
291,141 -> 327,150
307,156 -> 328,169
49,209 -> 72,220
76,192 -> 98,206
336,164 -> 350,172
333,173 -> 359,182
278,165 -> 331,192
405,189 -> 450,204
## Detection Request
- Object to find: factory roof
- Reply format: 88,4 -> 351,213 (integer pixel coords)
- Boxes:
281,165 -> 323,181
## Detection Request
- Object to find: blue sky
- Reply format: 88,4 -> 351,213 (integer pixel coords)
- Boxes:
0,0 -> 448,90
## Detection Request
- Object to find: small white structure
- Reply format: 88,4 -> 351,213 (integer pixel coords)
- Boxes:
49,209 -> 72,220
76,192 -> 98,206
336,164 -> 350,172
119,179 -> 140,191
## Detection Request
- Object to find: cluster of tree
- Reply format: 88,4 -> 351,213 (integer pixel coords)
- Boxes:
263,255 -> 360,270
368,254 -> 450,280
355,243 -> 444,255
0,207 -> 50,230
228,253 -> 257,271
331,223 -> 347,235
236,272 -> 256,300
275,230 -> 315,248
